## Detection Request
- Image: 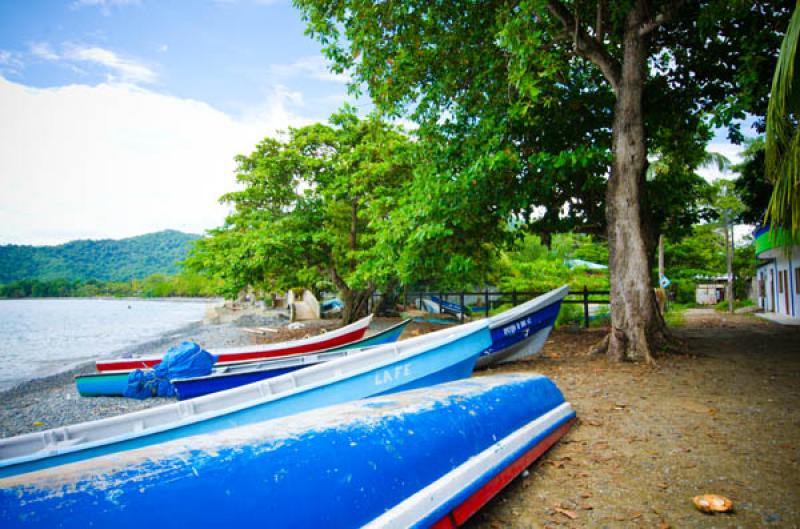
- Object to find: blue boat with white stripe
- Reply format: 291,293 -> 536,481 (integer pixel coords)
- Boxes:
0,374 -> 575,528
476,285 -> 569,368
171,319 -> 412,400
0,319 -> 490,478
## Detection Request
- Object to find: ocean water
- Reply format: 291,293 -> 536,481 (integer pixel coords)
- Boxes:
0,298 -> 213,391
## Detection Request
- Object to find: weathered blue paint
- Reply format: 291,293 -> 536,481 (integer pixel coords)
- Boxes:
173,366 -> 299,400
173,320 -> 413,400
483,301 -> 561,358
0,374 -> 574,529
0,322 -> 489,479
431,296 -> 467,315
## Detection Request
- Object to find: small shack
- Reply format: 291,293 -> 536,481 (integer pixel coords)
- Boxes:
695,276 -> 727,305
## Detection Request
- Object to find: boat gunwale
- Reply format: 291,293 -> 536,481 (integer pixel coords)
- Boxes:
94,314 -> 374,368
1,319 -> 487,471
78,319 -> 412,381
487,286 -> 569,329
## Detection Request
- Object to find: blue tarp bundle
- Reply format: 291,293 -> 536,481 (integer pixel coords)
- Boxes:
123,342 -> 217,400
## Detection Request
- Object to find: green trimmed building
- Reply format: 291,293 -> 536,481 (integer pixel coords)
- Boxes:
754,226 -> 800,321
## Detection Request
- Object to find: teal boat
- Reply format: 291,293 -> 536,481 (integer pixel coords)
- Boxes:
75,319 -> 412,397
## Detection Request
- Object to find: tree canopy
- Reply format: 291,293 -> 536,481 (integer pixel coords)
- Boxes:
295,0 -> 791,362
186,107 -> 413,321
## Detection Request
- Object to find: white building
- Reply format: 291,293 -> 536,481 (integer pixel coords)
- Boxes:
754,226 -> 800,321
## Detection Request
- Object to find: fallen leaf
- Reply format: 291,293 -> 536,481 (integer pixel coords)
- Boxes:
657,482 -> 669,489
554,507 -> 577,520
580,492 -> 593,498
579,503 -> 593,510
630,511 -> 643,520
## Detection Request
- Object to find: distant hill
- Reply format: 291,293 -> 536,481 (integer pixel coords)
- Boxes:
0,230 -> 202,283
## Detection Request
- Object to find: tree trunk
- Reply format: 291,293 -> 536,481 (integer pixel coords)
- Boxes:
340,287 -> 373,324
605,4 -> 667,363
373,278 -> 401,316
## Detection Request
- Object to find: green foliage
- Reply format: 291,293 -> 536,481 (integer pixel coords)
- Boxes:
295,0 -> 790,260
185,107 -> 413,317
765,3 -> 800,243
490,233 -> 609,293
714,297 -> 754,312
555,303 -> 583,328
662,224 -> 756,304
734,138 -> 772,225
0,230 -> 200,283
0,271 -> 222,299
664,303 -> 690,327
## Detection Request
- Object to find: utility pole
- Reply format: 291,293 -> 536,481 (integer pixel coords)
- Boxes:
724,210 -> 734,313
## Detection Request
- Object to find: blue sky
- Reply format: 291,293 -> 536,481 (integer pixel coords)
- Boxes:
0,0 -> 366,245
0,0 -> 354,120
0,0 -> 746,245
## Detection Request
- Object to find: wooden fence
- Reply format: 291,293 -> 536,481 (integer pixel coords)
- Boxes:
369,287 -> 610,328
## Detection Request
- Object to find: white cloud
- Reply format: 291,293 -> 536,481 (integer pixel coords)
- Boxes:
71,0 -> 141,15
0,50 -> 24,76
63,45 -> 157,85
29,42 -> 59,61
0,77 -> 310,245
270,56 -> 350,84
697,142 -> 746,182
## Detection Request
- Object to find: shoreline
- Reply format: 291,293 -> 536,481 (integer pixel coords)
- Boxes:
0,308 -> 290,438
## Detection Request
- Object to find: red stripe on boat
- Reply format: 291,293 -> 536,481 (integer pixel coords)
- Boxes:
95,327 -> 368,372
431,417 -> 576,528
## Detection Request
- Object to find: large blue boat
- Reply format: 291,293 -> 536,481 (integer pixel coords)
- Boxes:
0,374 -> 575,528
0,319 -> 490,478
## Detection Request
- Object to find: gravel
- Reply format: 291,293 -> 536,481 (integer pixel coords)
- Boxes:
0,317 -> 284,438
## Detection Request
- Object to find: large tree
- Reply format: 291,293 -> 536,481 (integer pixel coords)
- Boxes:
187,107 -> 412,322
296,0 -> 790,362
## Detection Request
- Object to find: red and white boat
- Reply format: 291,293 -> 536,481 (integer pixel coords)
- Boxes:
95,314 -> 373,372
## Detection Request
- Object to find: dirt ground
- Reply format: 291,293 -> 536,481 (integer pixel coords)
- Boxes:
462,309 -> 800,528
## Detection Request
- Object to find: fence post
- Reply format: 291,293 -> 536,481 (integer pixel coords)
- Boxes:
403,289 -> 408,311
512,289 -> 518,307
583,286 -> 590,328
485,288 -> 490,318
439,291 -> 443,314
460,291 -> 465,323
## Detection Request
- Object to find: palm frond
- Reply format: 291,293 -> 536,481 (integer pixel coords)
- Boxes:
765,2 -> 800,244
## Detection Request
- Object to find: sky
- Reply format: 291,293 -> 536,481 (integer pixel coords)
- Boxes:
0,0 -> 361,245
0,0 -> 750,246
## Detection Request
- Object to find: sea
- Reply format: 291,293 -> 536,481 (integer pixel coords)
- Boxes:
0,298 -> 214,392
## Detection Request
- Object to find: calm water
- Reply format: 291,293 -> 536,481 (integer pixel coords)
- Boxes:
0,298 -> 212,391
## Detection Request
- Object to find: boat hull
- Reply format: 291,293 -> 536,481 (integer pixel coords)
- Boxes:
0,374 -> 575,528
1,321 -> 489,478
77,320 -> 412,398
94,315 -> 373,372
476,286 -> 568,368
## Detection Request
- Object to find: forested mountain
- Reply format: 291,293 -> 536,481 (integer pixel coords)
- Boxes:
0,230 -> 201,283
